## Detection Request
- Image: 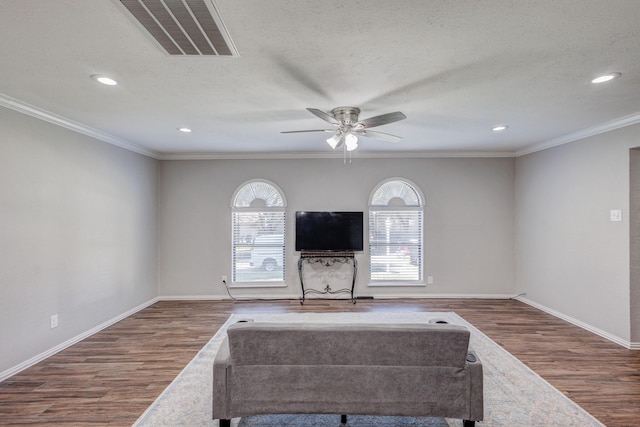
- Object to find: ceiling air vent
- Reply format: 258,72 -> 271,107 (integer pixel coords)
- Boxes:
118,0 -> 238,56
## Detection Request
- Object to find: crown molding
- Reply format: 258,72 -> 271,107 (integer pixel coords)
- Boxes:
516,112 -> 640,157
156,150 -> 516,161
0,94 -> 160,159
5,92 -> 638,161
0,97 -> 514,160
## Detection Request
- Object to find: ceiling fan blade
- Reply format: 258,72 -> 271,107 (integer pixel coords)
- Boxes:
271,55 -> 331,100
357,130 -> 403,143
280,129 -> 335,134
358,111 -> 406,128
306,108 -> 340,125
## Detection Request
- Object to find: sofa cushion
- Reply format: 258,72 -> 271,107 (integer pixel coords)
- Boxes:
226,322 -> 470,368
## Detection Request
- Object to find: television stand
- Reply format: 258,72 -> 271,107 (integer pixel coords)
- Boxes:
298,251 -> 357,304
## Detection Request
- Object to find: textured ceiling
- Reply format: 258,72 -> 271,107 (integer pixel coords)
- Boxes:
1,0 -> 639,158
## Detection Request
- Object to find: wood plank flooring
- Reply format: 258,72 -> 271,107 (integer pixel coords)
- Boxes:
0,299 -> 638,426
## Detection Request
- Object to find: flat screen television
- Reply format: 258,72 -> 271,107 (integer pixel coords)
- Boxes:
295,211 -> 364,252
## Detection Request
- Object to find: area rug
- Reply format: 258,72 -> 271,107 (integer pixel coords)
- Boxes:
132,312 -> 605,427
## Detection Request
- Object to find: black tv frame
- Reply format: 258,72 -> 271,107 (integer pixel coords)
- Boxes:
295,211 -> 364,252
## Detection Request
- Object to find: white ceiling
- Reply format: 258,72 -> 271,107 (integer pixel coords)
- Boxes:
1,0 -> 640,159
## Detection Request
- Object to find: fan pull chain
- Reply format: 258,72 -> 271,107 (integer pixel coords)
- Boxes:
343,145 -> 352,164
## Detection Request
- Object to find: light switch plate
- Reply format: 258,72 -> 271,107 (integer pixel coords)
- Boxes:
50,314 -> 58,329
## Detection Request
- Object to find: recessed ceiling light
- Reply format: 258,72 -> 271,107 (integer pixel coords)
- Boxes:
91,74 -> 117,86
177,127 -> 192,133
492,125 -> 508,132
591,72 -> 621,84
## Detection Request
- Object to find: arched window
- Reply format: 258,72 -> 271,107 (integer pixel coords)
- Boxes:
369,178 -> 424,283
231,180 -> 286,285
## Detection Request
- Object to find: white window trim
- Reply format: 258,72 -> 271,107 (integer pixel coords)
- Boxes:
368,178 -> 424,286
230,179 -> 288,208
231,179 -> 287,288
368,177 -> 425,207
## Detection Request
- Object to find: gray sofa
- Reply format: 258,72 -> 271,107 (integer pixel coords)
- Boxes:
212,321 -> 483,426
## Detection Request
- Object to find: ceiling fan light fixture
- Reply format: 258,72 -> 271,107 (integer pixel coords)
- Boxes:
282,106 -> 405,158
326,134 -> 341,149
345,133 -> 358,151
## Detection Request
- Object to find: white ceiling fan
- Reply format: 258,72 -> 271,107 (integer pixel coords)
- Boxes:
281,107 -> 407,152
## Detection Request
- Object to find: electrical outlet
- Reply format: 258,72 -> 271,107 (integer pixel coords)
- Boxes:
221,275 -> 227,283
427,276 -> 434,285
50,314 -> 58,329
610,209 -> 622,222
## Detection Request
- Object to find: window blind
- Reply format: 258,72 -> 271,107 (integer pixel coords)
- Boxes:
369,209 -> 422,282
232,210 -> 285,283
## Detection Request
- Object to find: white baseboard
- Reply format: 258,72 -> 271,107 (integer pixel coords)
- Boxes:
158,293 -> 516,301
159,295 -> 228,301
368,293 -> 515,299
515,296 -> 637,350
0,297 -> 160,383
158,294 -> 302,301
5,293 -> 635,384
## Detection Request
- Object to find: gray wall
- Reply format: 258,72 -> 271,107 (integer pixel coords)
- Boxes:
515,124 -> 640,342
3,101 -> 638,377
630,148 -> 640,343
157,157 -> 516,298
0,107 -> 158,374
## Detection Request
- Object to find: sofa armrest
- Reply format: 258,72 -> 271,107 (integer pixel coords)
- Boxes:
212,337 -> 231,420
466,349 -> 484,420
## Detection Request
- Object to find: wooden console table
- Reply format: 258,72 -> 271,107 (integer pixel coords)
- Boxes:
298,251 -> 357,304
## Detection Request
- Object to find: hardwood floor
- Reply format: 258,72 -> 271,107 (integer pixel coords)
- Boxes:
0,299 -> 638,426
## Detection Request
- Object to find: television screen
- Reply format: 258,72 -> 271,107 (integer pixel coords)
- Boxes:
295,211 -> 364,252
